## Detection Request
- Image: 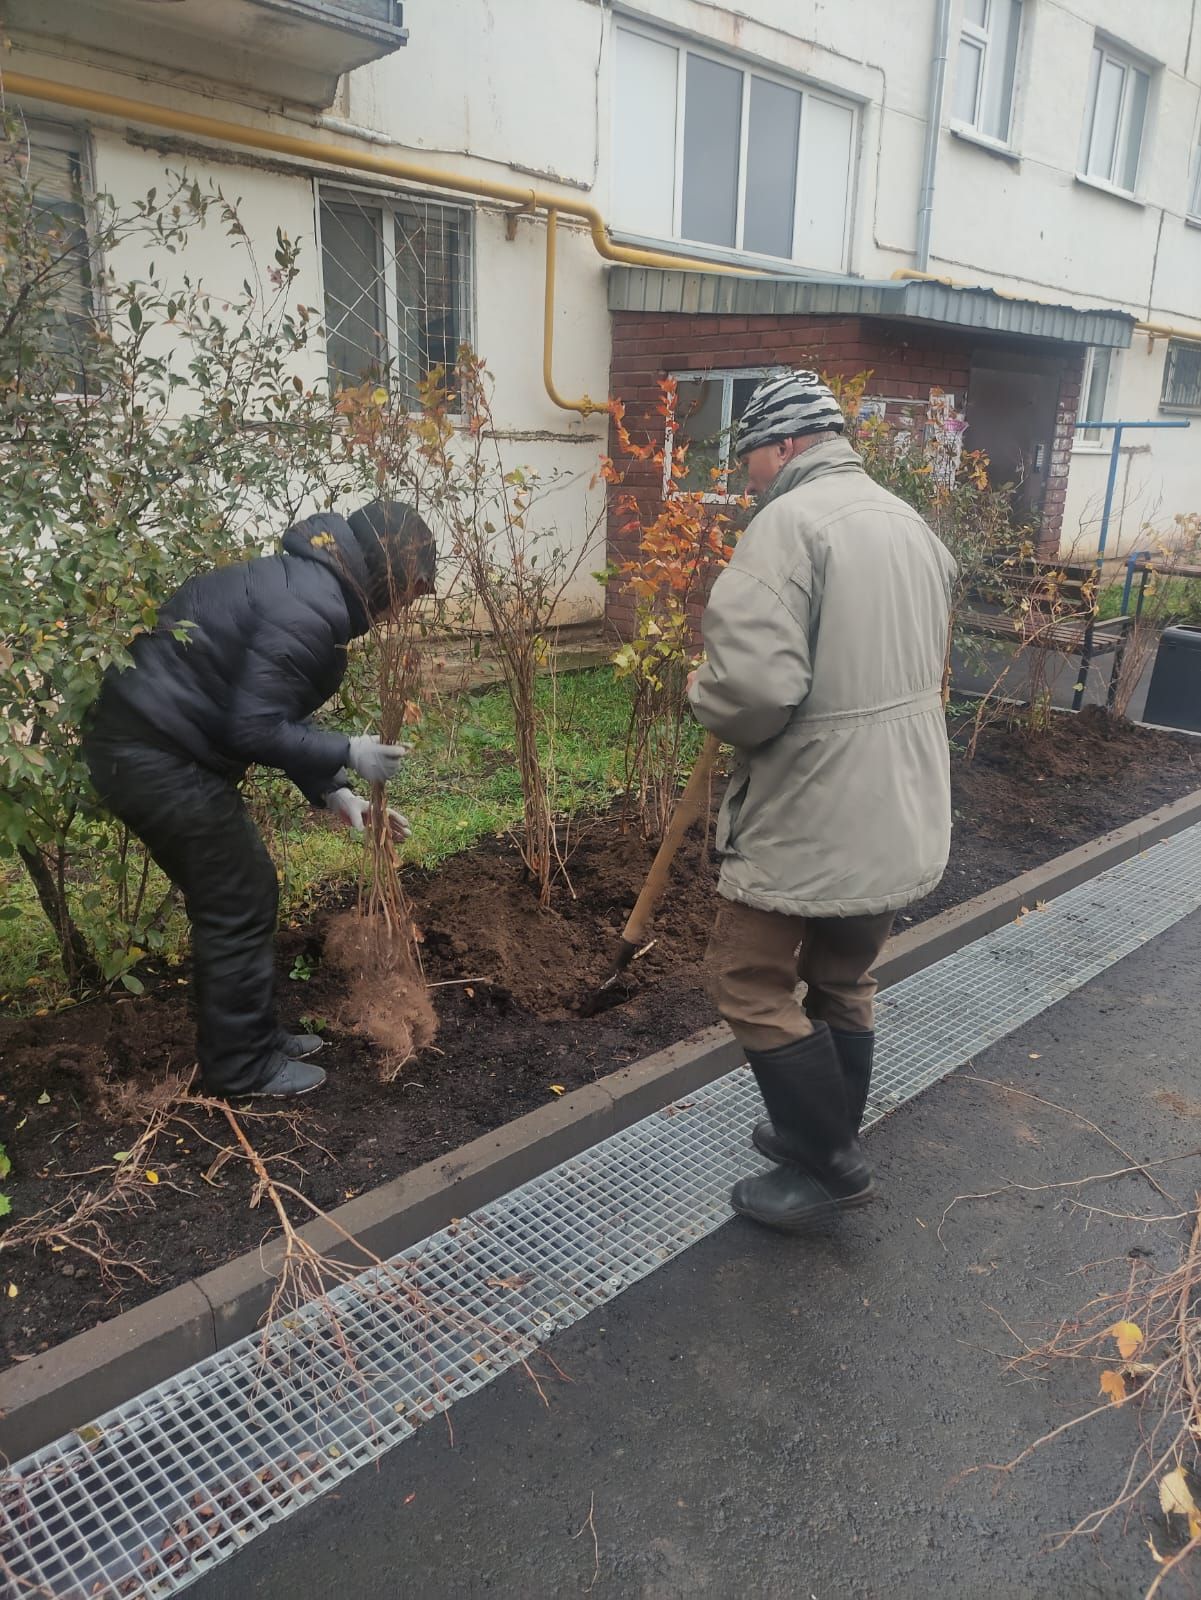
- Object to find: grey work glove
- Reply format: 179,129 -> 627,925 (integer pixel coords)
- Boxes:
326,786 -> 412,842
347,733 -> 410,785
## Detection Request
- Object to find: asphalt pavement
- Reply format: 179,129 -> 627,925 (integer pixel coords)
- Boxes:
192,912 -> 1201,1600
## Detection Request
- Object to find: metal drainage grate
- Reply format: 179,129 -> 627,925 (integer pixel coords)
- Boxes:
5,824 -> 1201,1597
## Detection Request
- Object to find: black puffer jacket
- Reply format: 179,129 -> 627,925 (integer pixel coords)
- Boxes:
90,513 -> 378,804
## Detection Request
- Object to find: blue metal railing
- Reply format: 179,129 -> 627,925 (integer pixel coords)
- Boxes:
1071,418 -> 1192,569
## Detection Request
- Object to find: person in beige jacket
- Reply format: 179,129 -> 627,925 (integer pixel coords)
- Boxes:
688,369 -> 957,1232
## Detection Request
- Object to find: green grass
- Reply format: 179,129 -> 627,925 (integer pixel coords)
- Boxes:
1,668 -> 666,1007
1097,576 -> 1201,625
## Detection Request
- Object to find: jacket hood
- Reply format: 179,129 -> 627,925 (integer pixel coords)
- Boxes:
345,499 -> 437,615
282,513 -> 373,637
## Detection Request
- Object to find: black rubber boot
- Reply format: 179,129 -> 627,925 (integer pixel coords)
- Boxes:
733,1026 -> 873,1231
832,1028 -> 875,1133
753,1027 -> 875,1159
243,1054 -> 327,1098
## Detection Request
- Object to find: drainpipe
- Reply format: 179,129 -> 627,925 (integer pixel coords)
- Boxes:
915,0 -> 952,272
1,70 -> 759,418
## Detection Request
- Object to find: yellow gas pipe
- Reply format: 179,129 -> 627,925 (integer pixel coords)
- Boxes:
2,70 -> 757,417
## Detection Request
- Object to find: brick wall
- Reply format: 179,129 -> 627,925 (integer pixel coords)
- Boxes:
1042,348 -> 1086,557
606,312 -> 974,639
605,311 -> 1085,634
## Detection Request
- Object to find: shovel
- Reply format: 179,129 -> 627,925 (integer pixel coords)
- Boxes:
581,732 -> 721,1016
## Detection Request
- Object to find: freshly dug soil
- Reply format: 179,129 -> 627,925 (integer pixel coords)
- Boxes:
1,710 -> 1197,1362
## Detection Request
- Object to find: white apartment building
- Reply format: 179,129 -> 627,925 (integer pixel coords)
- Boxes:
3,0 -> 1199,627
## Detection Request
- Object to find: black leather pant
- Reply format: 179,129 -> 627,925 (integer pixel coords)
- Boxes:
84,718 -> 279,1095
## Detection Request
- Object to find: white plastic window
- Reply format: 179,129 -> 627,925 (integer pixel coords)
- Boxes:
666,369 -> 780,498
1078,347 -> 1114,445
613,23 -> 855,271
1079,40 -> 1150,194
952,0 -> 1022,145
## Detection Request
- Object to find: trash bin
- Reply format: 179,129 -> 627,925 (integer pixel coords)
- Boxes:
1143,626 -> 1201,733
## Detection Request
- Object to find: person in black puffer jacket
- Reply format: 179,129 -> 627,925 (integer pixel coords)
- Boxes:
83,500 -> 436,1100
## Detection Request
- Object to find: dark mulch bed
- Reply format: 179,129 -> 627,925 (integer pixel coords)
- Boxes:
1,709 -> 1197,1363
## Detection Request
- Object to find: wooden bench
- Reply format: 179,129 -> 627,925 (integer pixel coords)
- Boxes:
959,557 -> 1133,711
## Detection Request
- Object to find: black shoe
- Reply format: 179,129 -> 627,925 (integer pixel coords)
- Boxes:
753,1028 -> 876,1161
731,1155 -> 875,1231
250,1057 -> 327,1098
276,1030 -> 324,1059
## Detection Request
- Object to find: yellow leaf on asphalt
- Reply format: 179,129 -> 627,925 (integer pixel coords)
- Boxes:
145,1170 -> 159,1185
1110,1320 -> 1144,1360
550,1084 -> 566,1096
1159,1467 -> 1198,1520
1099,1370 -> 1127,1404
6,1283 -> 17,1298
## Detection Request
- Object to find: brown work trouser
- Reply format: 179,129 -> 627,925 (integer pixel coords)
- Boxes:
705,899 -> 895,1054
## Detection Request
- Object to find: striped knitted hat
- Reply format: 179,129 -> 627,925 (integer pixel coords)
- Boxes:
733,369 -> 845,458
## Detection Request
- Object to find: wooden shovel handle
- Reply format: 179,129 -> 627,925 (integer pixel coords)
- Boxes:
620,733 -> 721,949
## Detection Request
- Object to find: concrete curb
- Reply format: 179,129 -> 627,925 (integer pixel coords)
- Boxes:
5,785 -> 1201,1462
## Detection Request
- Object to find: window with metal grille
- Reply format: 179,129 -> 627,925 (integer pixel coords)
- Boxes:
3,121 -> 94,379
1161,340 -> 1201,414
318,185 -> 473,403
952,0 -> 1023,146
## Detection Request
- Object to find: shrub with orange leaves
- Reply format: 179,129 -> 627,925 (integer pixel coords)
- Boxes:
601,378 -> 746,840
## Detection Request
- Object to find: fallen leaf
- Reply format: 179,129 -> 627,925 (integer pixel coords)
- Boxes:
77,1426 -> 102,1445
404,1493 -> 416,1506
6,1282 -> 17,1299
112,1151 -> 131,1165
36,1090 -> 50,1104
1028,1052 -> 1041,1061
1159,1466 -> 1198,1523
1110,1320 -> 1144,1360
550,1084 -> 566,1096
1099,1370 -> 1126,1405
